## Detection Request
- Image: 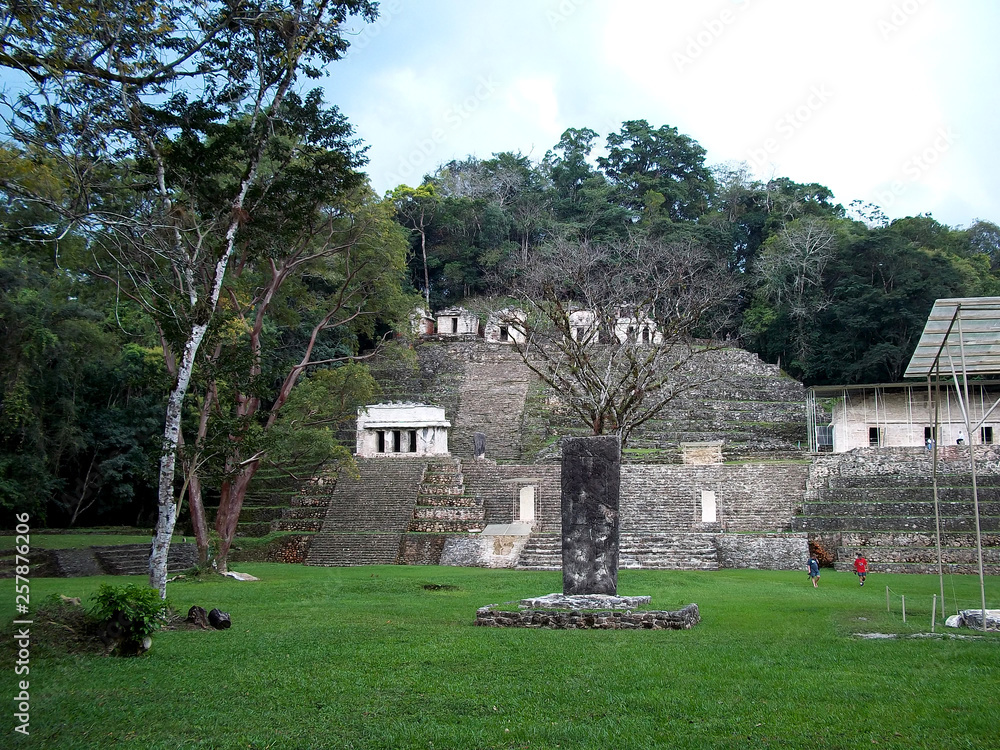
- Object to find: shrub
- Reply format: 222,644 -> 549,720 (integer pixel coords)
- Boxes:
91,584 -> 170,656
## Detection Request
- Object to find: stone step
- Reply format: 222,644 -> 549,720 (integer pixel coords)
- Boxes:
272,519 -> 323,532
408,520 -> 486,533
305,533 -> 403,566
792,516 -> 1000,533
281,507 -> 326,520
834,545 -> 1000,566
415,494 -> 481,507
47,544 -> 198,577
412,506 -> 485,521
840,531 -> 1000,547
800,501 -> 1000,517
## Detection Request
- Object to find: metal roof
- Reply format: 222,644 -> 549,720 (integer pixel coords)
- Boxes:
904,297 -> 1000,378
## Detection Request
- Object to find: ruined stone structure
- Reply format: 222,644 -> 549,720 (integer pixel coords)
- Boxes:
355,403 -> 450,457
287,332 -> 1000,574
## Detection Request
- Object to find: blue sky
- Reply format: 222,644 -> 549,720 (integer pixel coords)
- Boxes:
326,0 -> 1000,228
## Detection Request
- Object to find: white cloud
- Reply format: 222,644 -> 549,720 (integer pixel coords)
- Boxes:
334,0 -> 1000,226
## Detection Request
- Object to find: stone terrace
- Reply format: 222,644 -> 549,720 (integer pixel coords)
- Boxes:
797,447 -> 1000,573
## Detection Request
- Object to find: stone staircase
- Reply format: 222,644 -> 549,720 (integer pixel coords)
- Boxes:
798,452 -> 1000,574
396,458 -> 486,565
619,533 -> 720,570
451,348 -> 532,462
514,532 -> 721,571
47,543 -> 197,578
406,458 -> 485,533
304,458 -> 425,566
515,533 -> 561,570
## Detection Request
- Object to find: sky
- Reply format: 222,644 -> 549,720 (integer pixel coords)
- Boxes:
325,0 -> 1000,228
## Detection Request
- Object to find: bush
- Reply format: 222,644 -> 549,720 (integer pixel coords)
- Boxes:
91,584 -> 170,656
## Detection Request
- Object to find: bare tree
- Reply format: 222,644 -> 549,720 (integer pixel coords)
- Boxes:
495,233 -> 740,447
755,217 -> 837,363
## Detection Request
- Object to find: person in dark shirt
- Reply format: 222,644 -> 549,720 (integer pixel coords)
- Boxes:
807,556 -> 820,588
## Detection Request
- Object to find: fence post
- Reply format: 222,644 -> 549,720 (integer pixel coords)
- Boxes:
932,594 -> 937,633
886,586 -> 890,613
902,595 -> 906,624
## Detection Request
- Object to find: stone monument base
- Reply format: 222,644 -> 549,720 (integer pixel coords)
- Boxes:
519,593 -> 651,610
474,601 -> 699,630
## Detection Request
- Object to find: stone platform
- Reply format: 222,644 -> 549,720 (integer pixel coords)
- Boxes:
518,593 -> 651,610
474,601 -> 699,630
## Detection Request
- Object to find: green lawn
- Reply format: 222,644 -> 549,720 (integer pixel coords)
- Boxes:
3,566 -> 998,749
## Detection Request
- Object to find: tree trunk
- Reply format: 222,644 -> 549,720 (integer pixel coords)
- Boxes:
213,464 -> 259,573
187,472 -> 211,566
149,321 -> 208,597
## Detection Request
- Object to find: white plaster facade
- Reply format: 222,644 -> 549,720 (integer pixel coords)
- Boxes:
568,309 -> 599,343
825,385 -> 1000,452
613,316 -> 663,345
356,403 -> 451,457
483,308 -> 527,345
435,307 -> 479,336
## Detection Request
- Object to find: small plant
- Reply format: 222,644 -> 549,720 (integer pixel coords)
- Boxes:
91,584 -> 171,656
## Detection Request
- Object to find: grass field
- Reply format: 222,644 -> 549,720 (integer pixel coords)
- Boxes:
3,565 -> 999,749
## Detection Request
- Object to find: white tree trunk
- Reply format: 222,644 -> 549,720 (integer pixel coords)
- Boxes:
149,322 -> 208,596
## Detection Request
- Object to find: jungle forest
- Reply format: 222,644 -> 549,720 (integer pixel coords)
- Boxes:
2,2 -> 1000,580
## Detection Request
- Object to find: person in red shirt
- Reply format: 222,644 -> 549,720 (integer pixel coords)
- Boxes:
854,553 -> 868,586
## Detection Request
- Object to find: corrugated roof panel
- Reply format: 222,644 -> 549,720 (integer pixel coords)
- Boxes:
904,297 -> 1000,378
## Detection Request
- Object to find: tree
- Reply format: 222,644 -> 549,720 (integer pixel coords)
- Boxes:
391,183 -> 439,310
598,120 -> 714,222
0,0 -> 379,595
496,233 -> 739,447
188,183 -> 412,571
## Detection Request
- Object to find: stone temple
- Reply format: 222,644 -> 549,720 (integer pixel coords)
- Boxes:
245,310 -> 1000,576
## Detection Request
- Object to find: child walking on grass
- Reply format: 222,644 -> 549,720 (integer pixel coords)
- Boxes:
807,556 -> 820,588
854,552 -> 868,586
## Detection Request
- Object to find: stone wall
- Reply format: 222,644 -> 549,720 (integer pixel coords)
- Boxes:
620,464 -> 809,535
230,534 -> 312,564
714,533 -> 809,570
475,603 -> 700,630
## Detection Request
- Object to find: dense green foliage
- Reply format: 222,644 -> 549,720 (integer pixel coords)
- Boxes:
392,129 -> 999,388
6,565 -> 998,748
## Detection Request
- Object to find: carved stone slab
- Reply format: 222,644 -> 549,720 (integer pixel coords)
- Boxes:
561,435 -> 621,596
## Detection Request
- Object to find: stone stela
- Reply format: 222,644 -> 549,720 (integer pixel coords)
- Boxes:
561,435 -> 621,596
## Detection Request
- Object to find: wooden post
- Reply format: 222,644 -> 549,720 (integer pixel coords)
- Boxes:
886,586 -> 890,613
932,594 -> 937,633
902,594 -> 906,623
